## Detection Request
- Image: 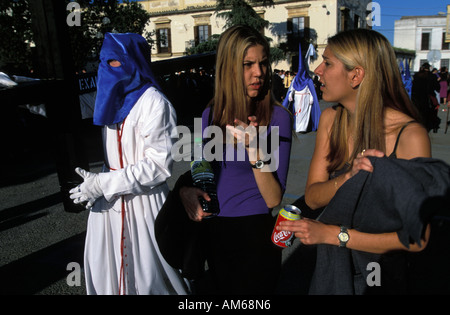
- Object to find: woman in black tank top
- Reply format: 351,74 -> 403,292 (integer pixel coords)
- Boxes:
278,29 -> 432,267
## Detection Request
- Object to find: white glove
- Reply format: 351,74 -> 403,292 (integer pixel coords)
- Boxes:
69,167 -> 103,210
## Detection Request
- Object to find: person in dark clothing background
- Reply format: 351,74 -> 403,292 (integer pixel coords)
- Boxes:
411,62 -> 441,132
272,69 -> 285,102
439,66 -> 449,104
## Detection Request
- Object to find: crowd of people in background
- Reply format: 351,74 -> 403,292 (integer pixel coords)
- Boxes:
159,68 -> 214,125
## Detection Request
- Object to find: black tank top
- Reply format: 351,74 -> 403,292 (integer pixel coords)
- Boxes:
389,120 -> 416,159
329,120 -> 417,178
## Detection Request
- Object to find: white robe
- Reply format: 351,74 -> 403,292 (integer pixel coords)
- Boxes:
84,87 -> 189,295
287,85 -> 314,133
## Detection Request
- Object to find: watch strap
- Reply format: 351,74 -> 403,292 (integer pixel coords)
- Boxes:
250,160 -> 262,168
250,159 -> 271,169
338,225 -> 349,248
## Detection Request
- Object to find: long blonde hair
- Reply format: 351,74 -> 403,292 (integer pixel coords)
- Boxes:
211,25 -> 274,130
326,29 -> 420,173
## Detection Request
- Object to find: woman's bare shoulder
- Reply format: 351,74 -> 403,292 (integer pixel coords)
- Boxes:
321,106 -> 338,121
397,121 -> 431,158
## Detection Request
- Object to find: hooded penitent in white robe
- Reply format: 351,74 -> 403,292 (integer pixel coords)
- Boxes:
282,43 -> 321,133
84,87 -> 189,295
285,84 -> 314,133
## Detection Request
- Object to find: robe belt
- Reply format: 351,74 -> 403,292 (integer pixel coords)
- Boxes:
116,119 -> 127,295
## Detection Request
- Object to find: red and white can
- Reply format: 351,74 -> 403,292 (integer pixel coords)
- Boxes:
271,205 -> 302,248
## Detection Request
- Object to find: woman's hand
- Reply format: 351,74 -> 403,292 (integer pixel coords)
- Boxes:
278,219 -> 430,253
226,116 -> 258,145
277,218 -> 335,245
348,149 -> 385,178
179,186 -> 212,222
227,116 -> 260,161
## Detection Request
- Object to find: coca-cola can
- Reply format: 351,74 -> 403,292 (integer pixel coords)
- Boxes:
271,205 -> 302,248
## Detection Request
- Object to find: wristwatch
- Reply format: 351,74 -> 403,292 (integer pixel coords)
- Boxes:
250,160 -> 265,169
338,226 -> 350,248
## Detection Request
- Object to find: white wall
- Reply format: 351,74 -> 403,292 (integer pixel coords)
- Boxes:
395,15 -> 450,72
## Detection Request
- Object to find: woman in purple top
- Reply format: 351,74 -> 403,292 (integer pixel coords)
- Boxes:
180,25 -> 292,294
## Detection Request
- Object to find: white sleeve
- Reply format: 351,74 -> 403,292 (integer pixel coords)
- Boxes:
97,90 -> 177,201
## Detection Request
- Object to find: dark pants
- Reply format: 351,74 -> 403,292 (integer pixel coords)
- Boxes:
203,214 -> 282,295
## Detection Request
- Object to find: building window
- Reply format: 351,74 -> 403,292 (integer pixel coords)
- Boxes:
421,31 -> 430,51
156,28 -> 171,54
441,59 -> 449,69
340,7 -> 350,32
286,4 -> 311,54
442,33 -> 450,50
193,14 -> 212,47
420,59 -> 428,68
287,16 -> 310,45
195,25 -> 211,45
354,14 -> 360,29
292,16 -> 305,38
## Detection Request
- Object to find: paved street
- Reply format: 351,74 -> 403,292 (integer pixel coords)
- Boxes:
0,101 -> 449,295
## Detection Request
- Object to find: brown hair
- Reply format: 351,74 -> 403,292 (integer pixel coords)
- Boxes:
211,25 -> 274,130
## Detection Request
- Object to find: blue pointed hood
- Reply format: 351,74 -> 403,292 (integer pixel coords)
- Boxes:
93,33 -> 161,126
292,44 -> 311,91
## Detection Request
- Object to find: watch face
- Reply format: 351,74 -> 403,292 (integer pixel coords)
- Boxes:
255,160 -> 264,169
338,232 -> 349,242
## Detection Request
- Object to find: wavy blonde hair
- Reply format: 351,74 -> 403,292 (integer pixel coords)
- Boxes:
211,25 -> 274,130
326,29 -> 420,173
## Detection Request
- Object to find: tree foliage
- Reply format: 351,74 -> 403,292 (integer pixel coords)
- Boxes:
186,34 -> 221,55
0,0 -> 151,75
0,1 -> 33,75
68,0 -> 151,72
186,0 -> 285,63
215,0 -> 273,30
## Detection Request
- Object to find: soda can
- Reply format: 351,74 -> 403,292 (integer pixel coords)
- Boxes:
271,205 -> 302,248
